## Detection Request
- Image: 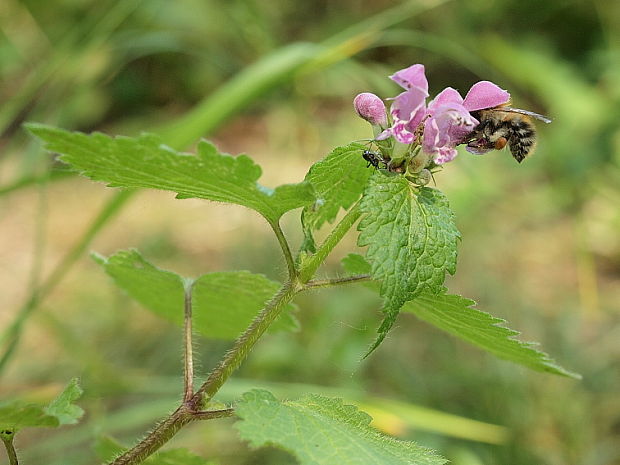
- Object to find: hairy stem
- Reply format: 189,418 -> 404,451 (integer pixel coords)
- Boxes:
268,219 -> 297,279
107,283 -> 298,465
110,406 -> 194,465
192,281 -> 299,405
1,434 -> 18,465
303,274 -> 372,289
107,198 -> 363,465
299,202 -> 362,283
183,280 -> 196,402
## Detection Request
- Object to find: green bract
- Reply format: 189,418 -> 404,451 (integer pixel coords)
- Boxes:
301,142 -> 372,252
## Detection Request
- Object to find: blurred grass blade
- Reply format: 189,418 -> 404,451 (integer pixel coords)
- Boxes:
0,169 -> 73,196
302,0 -> 452,73
0,0 -> 144,136
0,189 -> 133,373
159,43 -> 320,148
358,398 -> 508,445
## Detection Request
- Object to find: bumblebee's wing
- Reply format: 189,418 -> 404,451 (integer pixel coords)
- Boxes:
501,107 -> 552,123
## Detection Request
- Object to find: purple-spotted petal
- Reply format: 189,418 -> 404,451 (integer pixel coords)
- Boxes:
391,121 -> 415,144
422,100 -> 478,164
463,81 -> 510,111
434,147 -> 459,164
390,64 -> 429,94
431,103 -> 478,144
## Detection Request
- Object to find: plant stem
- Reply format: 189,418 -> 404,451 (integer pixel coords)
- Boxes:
192,281 -> 299,405
110,406 -> 194,465
303,274 -> 371,289
108,283 -> 298,465
192,408 -> 235,420
108,198 -> 363,465
268,219 -> 297,279
1,434 -> 18,465
183,280 -> 195,402
299,202 -> 362,283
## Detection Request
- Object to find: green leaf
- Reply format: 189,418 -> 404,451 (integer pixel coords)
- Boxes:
341,253 -> 372,275
341,254 -> 578,378
235,389 -> 445,465
94,250 -> 297,340
96,436 -> 216,465
301,143 -> 372,252
43,378 -> 84,425
358,173 -> 460,353
26,124 -> 315,222
402,291 -> 580,379
0,379 -> 84,430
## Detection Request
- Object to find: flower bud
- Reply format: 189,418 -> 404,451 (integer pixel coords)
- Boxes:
408,151 -> 431,173
416,169 -> 432,185
353,93 -> 388,128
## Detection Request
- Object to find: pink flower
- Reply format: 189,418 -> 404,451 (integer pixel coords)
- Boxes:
355,64 -> 512,165
462,81 -> 511,156
353,92 -> 388,127
379,64 -> 429,144
422,87 -> 479,164
463,81 -> 510,112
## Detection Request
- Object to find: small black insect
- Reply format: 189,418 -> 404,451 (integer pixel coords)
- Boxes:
362,150 -> 388,169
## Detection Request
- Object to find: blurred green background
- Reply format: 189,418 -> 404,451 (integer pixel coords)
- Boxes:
1,0 -> 619,464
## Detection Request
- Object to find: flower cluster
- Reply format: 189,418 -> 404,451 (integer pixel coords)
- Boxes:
354,64 -> 510,166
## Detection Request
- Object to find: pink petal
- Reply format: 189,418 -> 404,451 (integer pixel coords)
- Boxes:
427,87 -> 463,113
390,88 -> 426,121
422,118 -> 440,154
434,147 -> 458,164
390,64 -> 429,94
375,128 -> 392,141
392,122 -> 415,144
463,81 -> 510,111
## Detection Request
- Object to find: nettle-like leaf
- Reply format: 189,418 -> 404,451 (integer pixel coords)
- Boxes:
0,379 -> 84,430
235,389 -> 445,465
94,250 -> 297,340
96,436 -> 215,465
341,253 -> 372,275
301,142 -> 372,252
358,172 -> 460,353
402,291 -> 580,379
342,254 -> 578,378
26,124 -> 315,223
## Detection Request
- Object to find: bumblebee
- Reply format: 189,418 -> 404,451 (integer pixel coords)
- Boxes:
466,104 -> 552,163
362,150 -> 388,169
